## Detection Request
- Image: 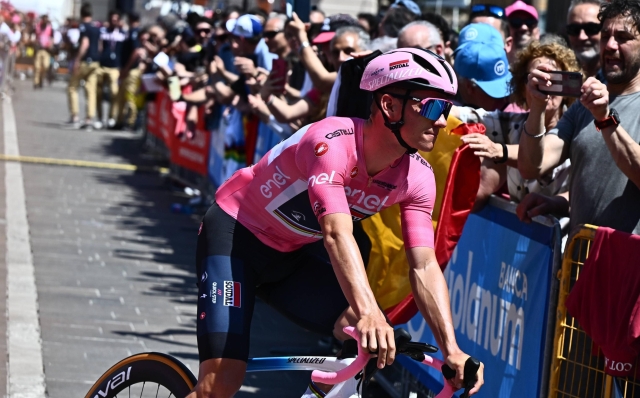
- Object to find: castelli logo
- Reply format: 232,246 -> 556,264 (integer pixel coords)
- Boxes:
494,60 -> 506,76
314,142 -> 329,157
350,166 -> 358,178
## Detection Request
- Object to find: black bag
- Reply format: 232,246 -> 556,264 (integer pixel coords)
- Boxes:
334,50 -> 382,119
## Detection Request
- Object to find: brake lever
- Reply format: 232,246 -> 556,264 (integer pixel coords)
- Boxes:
441,357 -> 481,398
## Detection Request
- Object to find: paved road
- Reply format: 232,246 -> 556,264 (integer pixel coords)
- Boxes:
4,80 -> 335,397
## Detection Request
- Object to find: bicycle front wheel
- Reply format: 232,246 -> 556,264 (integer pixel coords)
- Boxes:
84,352 -> 197,398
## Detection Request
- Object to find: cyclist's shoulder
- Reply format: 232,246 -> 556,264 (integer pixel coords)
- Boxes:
296,117 -> 361,150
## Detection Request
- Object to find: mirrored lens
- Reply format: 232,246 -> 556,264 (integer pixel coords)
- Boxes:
470,4 -> 505,18
420,99 -> 452,121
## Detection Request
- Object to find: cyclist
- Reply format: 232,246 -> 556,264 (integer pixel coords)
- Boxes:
189,48 -> 485,398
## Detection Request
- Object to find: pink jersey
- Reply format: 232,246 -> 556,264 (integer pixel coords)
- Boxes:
216,117 -> 436,252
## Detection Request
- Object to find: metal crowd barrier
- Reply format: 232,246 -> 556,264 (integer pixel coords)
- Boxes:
549,224 -> 640,397
0,33 -> 15,97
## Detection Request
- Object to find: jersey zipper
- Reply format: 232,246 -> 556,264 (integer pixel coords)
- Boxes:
367,176 -> 373,187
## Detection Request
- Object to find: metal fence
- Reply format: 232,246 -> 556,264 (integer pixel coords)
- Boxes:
0,33 -> 15,98
549,224 -> 640,398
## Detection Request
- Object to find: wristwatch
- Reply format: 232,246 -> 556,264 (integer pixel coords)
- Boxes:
594,108 -> 620,131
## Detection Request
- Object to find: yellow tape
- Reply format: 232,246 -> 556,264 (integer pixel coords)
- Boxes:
0,154 -> 169,174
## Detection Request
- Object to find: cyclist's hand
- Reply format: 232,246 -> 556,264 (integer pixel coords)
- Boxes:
356,313 -> 395,369
446,352 -> 484,395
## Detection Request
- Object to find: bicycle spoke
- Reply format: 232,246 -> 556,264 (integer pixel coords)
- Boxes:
139,382 -> 145,398
155,384 -> 160,398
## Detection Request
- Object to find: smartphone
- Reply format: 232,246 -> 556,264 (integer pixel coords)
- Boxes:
153,51 -> 170,68
538,71 -> 583,97
285,0 -> 294,18
230,76 -> 249,101
271,58 -> 288,93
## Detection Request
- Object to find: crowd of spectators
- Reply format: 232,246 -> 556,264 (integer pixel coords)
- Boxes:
3,0 -> 639,235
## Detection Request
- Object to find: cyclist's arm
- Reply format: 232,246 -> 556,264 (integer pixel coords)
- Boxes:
406,246 -> 484,394
320,213 -> 396,368
406,246 -> 460,359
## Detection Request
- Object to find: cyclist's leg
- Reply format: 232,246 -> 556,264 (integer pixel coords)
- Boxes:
189,202 -> 281,398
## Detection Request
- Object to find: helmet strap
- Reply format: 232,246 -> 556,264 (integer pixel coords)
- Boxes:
375,90 -> 418,155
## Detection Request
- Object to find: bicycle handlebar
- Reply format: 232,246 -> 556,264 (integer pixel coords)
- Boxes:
311,326 -> 480,398
311,326 -> 370,384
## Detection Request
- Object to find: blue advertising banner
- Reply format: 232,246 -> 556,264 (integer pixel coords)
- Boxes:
396,202 -> 557,397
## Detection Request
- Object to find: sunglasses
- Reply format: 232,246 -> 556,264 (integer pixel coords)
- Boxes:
263,30 -> 282,39
509,17 -> 538,29
470,4 -> 505,19
566,22 -> 601,36
196,28 -> 211,34
384,93 -> 452,121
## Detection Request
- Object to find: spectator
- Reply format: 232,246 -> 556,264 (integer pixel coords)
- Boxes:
467,3 -> 513,52
263,14 -> 304,91
421,11 -> 456,64
397,20 -> 444,55
505,0 -> 540,63
520,0 -> 640,234
454,40 -> 580,209
378,6 -> 417,38
454,32 -> 512,111
390,0 -> 422,17
33,14 -> 53,89
113,12 -> 141,130
309,8 -> 326,24
227,14 -> 276,74
67,3 -> 102,129
288,13 -> 361,93
97,10 -> 125,129
357,12 -> 378,38
566,0 -> 604,79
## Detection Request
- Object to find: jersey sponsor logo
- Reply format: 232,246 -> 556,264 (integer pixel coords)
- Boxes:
313,201 -> 326,217
198,222 -> 203,235
389,59 -> 409,70
344,186 -> 389,212
223,280 -> 241,308
287,357 -> 327,364
325,128 -> 354,139
211,281 -> 218,304
200,312 -> 206,319
408,153 -> 433,170
308,170 -> 336,187
372,179 -> 396,191
291,210 -> 306,222
350,166 -> 358,178
92,366 -> 132,398
314,142 -> 329,157
260,165 -> 292,198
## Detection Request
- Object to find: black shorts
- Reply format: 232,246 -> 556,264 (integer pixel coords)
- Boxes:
195,203 -> 370,363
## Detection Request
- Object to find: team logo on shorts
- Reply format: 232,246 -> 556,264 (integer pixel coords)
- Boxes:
199,312 -> 206,319
223,280 -> 241,308
314,142 -> 329,157
198,223 -> 203,235
350,166 -> 358,178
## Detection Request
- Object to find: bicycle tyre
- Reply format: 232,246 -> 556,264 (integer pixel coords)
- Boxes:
84,352 -> 197,398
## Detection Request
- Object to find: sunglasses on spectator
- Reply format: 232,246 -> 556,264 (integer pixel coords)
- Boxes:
263,30 -> 282,39
509,17 -> 538,29
566,22 -> 601,36
196,28 -> 211,34
470,4 -> 505,19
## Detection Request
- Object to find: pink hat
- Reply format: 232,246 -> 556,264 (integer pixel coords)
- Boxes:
11,14 -> 20,24
505,0 -> 538,20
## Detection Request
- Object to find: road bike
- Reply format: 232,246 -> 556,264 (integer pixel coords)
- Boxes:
84,326 -> 479,398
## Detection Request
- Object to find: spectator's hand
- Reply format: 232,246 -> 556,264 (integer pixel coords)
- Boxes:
460,133 -> 503,159
234,56 -> 257,77
526,63 -> 554,110
580,77 -> 609,121
260,74 -> 286,101
356,312 -> 396,369
445,352 -> 485,395
289,12 -> 310,44
214,55 -> 226,73
515,192 -> 569,223
247,93 -> 266,112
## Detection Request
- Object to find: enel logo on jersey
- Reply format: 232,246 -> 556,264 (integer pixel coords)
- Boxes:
223,281 -> 241,307
260,165 -> 291,198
